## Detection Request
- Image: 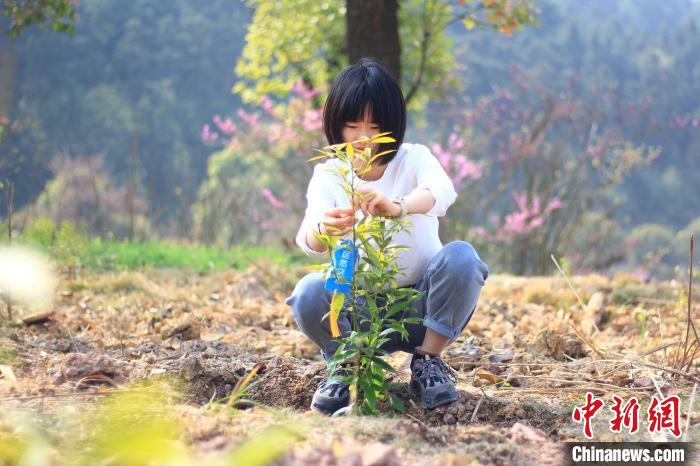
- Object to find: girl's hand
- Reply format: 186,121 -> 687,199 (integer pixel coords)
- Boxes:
352,185 -> 401,217
321,207 -> 355,236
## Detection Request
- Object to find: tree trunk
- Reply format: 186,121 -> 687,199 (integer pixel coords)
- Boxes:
346,0 -> 401,83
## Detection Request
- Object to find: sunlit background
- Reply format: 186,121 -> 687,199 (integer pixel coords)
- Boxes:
1,0 -> 698,278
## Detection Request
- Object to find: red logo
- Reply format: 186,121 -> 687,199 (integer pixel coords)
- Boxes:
647,395 -> 681,437
572,392 -> 605,438
609,395 -> 640,434
572,393 -> 683,438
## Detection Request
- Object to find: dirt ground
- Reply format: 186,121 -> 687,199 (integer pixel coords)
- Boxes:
0,264 -> 698,465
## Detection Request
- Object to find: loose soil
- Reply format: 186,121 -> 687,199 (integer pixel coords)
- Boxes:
1,266 -> 697,465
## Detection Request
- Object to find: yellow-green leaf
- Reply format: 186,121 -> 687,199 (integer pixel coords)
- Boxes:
369,137 -> 395,144
329,291 -> 345,337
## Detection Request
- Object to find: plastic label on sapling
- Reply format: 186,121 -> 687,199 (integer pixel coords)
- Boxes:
324,239 -> 358,294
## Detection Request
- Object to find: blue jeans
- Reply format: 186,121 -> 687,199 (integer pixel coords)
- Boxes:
284,241 -> 489,360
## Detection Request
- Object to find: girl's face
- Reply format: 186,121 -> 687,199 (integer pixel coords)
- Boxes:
342,106 -> 380,155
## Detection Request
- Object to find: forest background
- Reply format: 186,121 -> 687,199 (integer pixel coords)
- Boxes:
1,0 -> 699,279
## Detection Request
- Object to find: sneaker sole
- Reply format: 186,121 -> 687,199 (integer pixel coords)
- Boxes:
409,380 -> 460,409
310,400 -> 349,416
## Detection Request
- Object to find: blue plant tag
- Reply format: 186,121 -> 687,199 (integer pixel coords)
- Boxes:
324,239 -> 358,294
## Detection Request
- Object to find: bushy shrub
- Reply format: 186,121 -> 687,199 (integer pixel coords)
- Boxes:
31,154 -> 152,240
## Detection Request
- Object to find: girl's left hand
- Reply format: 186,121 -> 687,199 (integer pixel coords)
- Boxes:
352,185 -> 400,217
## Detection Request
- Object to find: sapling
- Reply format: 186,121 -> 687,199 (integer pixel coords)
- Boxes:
309,134 -> 424,415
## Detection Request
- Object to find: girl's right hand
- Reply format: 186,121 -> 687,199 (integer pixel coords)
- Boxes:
321,207 -> 355,236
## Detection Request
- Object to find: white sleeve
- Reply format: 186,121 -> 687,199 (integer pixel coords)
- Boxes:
412,144 -> 457,217
295,163 -> 336,258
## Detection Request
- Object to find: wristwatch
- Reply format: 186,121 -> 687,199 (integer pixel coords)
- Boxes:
390,197 -> 408,218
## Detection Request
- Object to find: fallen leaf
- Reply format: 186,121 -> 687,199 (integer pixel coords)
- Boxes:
475,368 -> 504,384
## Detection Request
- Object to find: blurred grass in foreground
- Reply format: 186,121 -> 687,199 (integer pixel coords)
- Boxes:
2,217 -> 306,273
0,379 -> 301,466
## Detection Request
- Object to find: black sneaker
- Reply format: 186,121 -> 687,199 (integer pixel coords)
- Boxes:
409,352 -> 460,409
310,365 -> 351,415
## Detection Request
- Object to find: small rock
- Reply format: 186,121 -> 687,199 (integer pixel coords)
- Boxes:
164,320 -> 200,340
180,356 -> 205,381
54,353 -> 127,384
22,311 -> 52,325
510,421 -> 547,443
528,328 -> 588,361
632,377 -> 654,389
360,442 -> 397,466
582,291 -> 608,335
489,349 -> 514,364
456,403 -> 466,418
443,413 -> 457,425
447,403 -> 460,415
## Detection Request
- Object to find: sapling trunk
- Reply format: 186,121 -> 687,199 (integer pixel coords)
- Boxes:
309,135 -> 424,414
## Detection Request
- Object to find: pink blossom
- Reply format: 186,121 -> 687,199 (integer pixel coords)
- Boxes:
260,95 -> 275,115
200,124 -> 219,144
260,188 -> 283,209
213,115 -> 237,136
267,123 -> 297,144
432,134 -> 482,187
431,144 -> 451,170
545,197 -> 563,212
292,79 -> 321,101
499,193 -> 563,237
492,85 -> 513,101
448,132 -> 465,150
512,193 -> 527,211
300,109 -> 322,132
259,219 -> 275,231
237,109 -> 260,129
454,155 -> 482,181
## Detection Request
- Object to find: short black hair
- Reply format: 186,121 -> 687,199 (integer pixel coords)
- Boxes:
323,58 -> 406,165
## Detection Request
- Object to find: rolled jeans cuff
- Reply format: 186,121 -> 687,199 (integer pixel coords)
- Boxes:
423,316 -> 461,342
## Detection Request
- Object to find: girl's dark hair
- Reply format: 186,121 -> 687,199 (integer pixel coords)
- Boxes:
323,58 -> 406,165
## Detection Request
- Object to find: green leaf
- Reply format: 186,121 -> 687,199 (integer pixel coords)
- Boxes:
402,316 -> 423,325
389,395 -> 406,413
370,356 -> 395,373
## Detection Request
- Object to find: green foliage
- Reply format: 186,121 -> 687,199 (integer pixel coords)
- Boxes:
10,216 -> 304,273
234,0 -> 345,104
8,0 -> 250,229
1,0 -> 77,39
193,144 -> 277,246
234,0 -> 537,109
81,240 -> 304,273
224,426 -> 300,466
0,379 -> 301,465
20,217 -> 86,267
312,135 -> 423,415
192,86 -> 324,246
30,154 -> 153,241
626,223 -> 675,272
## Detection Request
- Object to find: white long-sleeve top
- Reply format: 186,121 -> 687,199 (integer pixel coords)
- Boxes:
294,142 -> 458,287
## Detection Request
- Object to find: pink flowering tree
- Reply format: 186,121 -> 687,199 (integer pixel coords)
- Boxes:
428,68 -> 659,274
193,81 -> 326,247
